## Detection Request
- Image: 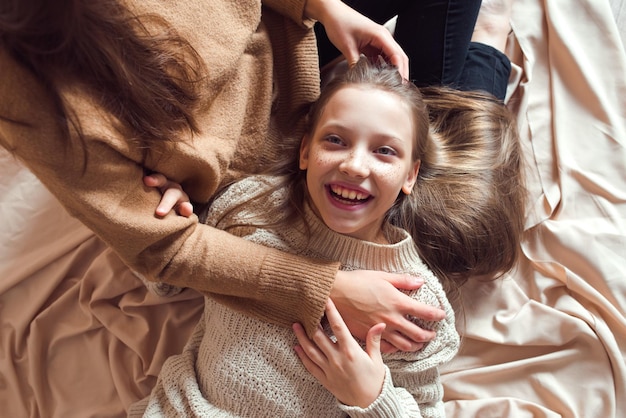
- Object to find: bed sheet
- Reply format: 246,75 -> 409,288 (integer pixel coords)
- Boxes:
441,1 -> 626,416
1,0 -> 625,417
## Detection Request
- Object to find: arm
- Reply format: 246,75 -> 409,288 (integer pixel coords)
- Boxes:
303,0 -> 409,79
147,173 -> 446,349
379,279 -> 460,417
0,45 -> 337,336
262,0 -> 408,78
262,0 -> 315,26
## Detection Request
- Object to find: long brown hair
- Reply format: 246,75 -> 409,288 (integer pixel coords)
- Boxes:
404,87 -> 526,294
0,0 -> 204,145
215,58 -> 526,299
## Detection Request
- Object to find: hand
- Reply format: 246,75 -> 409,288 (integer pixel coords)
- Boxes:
331,270 -> 446,353
293,299 -> 386,408
304,0 -> 409,79
143,173 -> 194,217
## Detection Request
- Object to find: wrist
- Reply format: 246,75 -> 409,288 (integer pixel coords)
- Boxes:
329,269 -> 346,300
339,366 -> 390,413
304,0 -> 340,24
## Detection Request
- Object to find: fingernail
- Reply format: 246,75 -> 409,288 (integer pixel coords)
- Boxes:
412,276 -> 424,285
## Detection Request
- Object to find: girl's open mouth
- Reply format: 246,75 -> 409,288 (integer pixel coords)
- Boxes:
328,184 -> 372,205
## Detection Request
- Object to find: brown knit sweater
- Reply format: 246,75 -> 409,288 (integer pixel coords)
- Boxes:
0,0 -> 338,334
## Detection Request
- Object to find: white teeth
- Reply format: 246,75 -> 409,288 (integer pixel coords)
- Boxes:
331,185 -> 368,200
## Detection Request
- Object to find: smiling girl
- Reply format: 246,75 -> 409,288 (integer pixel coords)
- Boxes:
299,75 -> 421,244
130,57 -> 525,417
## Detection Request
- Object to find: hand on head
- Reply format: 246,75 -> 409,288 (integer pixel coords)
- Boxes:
304,0 -> 409,79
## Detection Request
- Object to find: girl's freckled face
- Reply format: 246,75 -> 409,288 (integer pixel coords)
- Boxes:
299,86 -> 420,242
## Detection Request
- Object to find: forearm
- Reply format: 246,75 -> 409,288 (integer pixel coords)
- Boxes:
8,140 -> 336,333
164,226 -> 338,333
378,283 -> 456,417
303,0 -> 346,25
262,0 -> 313,26
262,0 -> 354,26
0,46 -> 336,334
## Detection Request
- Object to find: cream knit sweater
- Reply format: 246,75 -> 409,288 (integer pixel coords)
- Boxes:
130,176 -> 459,417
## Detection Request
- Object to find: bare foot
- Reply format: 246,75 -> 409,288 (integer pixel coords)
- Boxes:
472,0 -> 513,52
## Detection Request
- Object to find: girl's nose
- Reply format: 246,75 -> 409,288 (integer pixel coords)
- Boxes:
339,149 -> 369,178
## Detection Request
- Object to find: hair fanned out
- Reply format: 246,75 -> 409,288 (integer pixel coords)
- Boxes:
215,58 -> 527,301
406,87 -> 526,294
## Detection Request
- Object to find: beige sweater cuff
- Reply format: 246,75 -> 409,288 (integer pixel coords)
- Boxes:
256,249 -> 338,336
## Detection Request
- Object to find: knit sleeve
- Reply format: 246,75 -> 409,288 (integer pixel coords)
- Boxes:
0,44 -> 335,337
262,0 -> 315,27
338,366 -> 422,418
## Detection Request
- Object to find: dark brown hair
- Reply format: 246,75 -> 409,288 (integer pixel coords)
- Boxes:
0,0 -> 204,145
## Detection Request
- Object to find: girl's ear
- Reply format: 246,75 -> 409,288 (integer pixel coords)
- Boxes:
299,135 -> 310,170
401,160 -> 421,195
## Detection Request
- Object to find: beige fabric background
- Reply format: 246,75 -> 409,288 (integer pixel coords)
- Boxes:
611,0 -> 625,44
442,1 -> 626,416
1,0 -> 625,417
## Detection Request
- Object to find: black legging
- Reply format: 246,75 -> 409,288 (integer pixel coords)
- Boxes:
315,0 -> 511,100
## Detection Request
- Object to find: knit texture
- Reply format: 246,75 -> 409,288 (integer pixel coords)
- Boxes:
130,176 -> 459,417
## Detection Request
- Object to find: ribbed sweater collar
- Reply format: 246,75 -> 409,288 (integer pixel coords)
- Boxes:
297,204 -> 421,273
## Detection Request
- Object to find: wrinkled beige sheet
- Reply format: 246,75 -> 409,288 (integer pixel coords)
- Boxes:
0,157 -> 204,417
441,0 -> 626,417
1,0 -> 625,417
